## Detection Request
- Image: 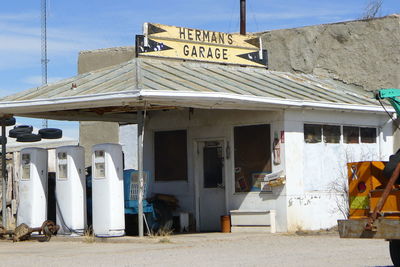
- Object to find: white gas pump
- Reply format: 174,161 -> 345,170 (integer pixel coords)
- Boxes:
91,143 -> 125,237
17,147 -> 48,228
56,146 -> 86,235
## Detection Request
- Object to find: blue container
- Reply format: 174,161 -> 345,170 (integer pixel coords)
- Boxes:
123,169 -> 154,215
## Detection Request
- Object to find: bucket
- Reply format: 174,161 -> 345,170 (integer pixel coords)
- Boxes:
220,215 -> 231,233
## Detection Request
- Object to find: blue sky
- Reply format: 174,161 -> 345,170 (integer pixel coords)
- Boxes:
1,0 -> 399,139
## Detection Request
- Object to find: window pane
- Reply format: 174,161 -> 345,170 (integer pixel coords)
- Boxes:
58,164 -> 68,179
343,126 -> 359,144
304,124 -> 321,143
154,130 -> 188,181
95,163 -> 105,178
203,146 -> 223,188
21,154 -> 30,180
361,128 -> 377,143
323,125 -> 340,143
234,124 -> 271,192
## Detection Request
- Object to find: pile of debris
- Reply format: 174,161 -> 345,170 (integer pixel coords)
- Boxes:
0,220 -> 59,242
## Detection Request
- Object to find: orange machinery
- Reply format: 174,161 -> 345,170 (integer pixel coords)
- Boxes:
339,161 -> 400,267
348,161 -> 400,219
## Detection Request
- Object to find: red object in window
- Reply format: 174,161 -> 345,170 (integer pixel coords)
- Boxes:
280,131 -> 285,143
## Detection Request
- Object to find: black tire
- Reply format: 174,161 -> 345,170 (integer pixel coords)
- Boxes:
14,125 -> 33,131
390,240 -> 400,267
39,128 -> 62,139
0,117 -> 16,127
9,126 -> 33,138
16,133 -> 42,142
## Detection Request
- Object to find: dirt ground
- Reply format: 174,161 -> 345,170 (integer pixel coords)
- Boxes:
0,232 -> 393,267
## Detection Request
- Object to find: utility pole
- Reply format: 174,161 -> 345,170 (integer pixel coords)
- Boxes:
240,0 -> 246,35
41,0 -> 49,128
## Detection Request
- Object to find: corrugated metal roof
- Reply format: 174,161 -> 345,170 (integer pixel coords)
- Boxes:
0,57 -> 385,115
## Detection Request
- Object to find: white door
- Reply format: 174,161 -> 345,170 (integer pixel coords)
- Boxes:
197,140 -> 226,232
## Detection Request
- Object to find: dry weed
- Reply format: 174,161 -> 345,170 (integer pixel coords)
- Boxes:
83,226 -> 95,243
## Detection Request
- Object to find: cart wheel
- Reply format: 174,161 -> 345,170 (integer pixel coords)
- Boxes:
41,220 -> 58,235
390,240 -> 400,267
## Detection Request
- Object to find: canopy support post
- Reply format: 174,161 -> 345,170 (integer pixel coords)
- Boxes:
137,107 -> 146,237
1,121 -> 6,228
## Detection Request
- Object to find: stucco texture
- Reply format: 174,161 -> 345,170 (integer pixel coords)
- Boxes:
261,15 -> 400,91
78,46 -> 135,166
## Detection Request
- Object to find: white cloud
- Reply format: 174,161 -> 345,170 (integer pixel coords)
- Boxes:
0,11 -> 121,71
22,75 -> 66,86
0,12 -> 38,22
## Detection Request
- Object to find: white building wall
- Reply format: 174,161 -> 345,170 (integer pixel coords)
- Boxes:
136,108 -> 288,231
284,109 -> 393,231
119,107 -> 394,232
119,124 -> 138,170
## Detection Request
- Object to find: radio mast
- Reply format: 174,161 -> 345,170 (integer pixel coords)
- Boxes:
41,0 -> 48,128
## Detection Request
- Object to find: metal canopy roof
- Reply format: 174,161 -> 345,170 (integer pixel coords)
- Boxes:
0,57 -> 388,123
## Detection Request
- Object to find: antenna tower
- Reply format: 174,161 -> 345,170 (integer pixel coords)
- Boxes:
41,0 -> 49,128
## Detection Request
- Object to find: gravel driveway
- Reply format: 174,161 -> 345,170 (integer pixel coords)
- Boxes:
0,232 -> 393,267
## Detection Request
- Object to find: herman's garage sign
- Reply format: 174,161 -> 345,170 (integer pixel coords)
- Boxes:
136,23 -> 267,67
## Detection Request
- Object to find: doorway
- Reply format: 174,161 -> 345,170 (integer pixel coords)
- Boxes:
196,140 -> 226,232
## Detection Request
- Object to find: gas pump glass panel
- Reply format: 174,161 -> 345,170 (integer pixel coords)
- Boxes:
21,153 -> 31,180
203,142 -> 223,188
94,150 -> 105,179
57,152 -> 68,180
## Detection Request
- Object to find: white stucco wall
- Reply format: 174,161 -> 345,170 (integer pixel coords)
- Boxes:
284,109 -> 393,231
138,108 -> 287,231
119,124 -> 138,170
119,107 -> 394,232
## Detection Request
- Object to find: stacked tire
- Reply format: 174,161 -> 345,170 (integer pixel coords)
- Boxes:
9,126 -> 62,143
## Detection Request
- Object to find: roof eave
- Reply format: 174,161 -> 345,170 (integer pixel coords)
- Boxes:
0,90 -> 391,119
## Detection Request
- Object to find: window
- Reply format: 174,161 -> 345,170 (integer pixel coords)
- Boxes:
203,143 -> 223,188
154,130 -> 188,181
361,127 -> 377,143
304,124 -> 322,143
305,124 -> 377,144
234,124 -> 271,192
323,125 -> 340,143
343,126 -> 359,144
